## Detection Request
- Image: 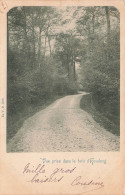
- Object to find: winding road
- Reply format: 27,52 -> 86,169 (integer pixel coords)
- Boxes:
7,92 -> 120,152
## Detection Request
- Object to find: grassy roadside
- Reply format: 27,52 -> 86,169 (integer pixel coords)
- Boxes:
80,94 -> 120,136
7,95 -> 64,143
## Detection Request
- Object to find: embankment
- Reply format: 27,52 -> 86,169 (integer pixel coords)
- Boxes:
80,93 -> 120,136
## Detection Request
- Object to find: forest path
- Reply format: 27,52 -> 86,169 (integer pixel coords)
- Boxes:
7,92 -> 120,152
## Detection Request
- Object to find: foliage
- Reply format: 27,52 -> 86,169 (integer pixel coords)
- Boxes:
77,7 -> 120,129
7,6 -> 120,139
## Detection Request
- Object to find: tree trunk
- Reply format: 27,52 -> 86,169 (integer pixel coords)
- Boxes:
105,7 -> 111,37
66,54 -> 70,78
31,12 -> 36,68
46,23 -> 51,56
44,36 -> 47,57
92,9 -> 95,34
38,27 -> 42,67
48,35 -> 51,56
105,7 -> 111,60
23,8 -> 31,68
73,56 -> 76,81
87,26 -> 91,55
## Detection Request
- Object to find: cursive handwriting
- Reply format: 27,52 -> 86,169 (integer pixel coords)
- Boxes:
23,163 -> 46,174
71,176 -> 104,193
23,163 -> 104,193
23,163 -> 76,183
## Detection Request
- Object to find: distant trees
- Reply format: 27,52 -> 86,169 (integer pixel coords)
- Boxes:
55,33 -> 81,85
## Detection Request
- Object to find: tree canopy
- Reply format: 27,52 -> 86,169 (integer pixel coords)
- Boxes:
7,6 -> 120,139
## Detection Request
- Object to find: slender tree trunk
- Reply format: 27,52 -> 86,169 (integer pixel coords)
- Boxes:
31,12 -> 36,68
92,9 -> 95,34
46,22 -> 51,56
48,35 -> 51,56
105,7 -> 111,37
66,54 -> 70,78
87,25 -> 91,55
44,36 -> 47,57
23,8 -> 31,68
105,7 -> 111,60
47,19 -> 52,56
38,27 -> 42,67
71,55 -> 76,81
73,56 -> 76,81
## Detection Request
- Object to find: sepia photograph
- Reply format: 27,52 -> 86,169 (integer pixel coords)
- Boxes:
7,6 -> 120,152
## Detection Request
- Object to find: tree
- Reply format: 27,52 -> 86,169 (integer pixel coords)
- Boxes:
75,6 -> 120,128
105,7 -> 111,37
55,33 -> 81,81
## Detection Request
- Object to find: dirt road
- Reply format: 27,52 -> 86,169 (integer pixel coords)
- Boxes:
7,92 -> 120,152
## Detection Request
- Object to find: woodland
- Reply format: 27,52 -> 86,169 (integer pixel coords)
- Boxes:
7,6 -> 120,140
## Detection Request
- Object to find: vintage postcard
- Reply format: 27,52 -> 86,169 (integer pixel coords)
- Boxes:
0,0 -> 125,194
